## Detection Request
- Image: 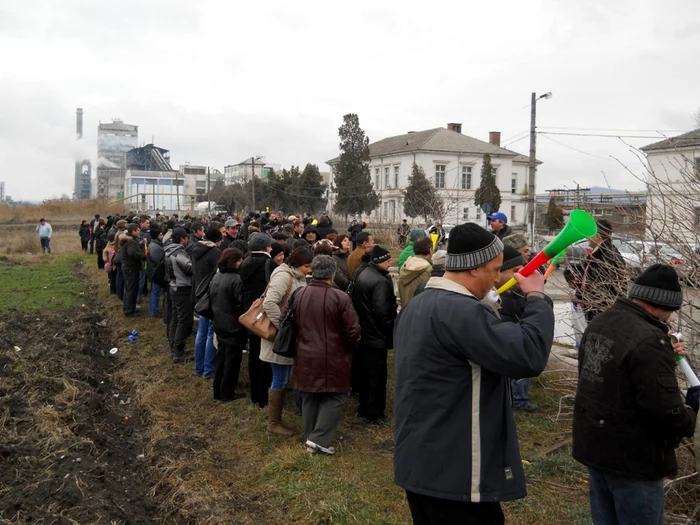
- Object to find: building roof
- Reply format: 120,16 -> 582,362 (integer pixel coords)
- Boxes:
98,120 -> 138,133
326,127 -> 538,164
640,128 -> 700,152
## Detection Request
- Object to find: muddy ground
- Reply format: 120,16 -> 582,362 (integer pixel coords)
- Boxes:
0,284 -> 183,523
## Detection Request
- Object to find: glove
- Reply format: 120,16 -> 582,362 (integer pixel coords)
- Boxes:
685,386 -> 700,412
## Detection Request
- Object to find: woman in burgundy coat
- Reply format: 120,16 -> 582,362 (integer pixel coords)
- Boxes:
284,255 -> 361,455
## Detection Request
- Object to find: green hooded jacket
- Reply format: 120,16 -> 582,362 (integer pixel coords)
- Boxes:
398,229 -> 426,270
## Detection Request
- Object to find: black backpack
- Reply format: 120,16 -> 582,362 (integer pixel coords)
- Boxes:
147,252 -> 168,288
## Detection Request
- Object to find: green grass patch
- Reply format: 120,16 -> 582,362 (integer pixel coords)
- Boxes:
0,254 -> 84,312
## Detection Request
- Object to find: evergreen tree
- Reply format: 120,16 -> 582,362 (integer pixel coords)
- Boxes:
298,163 -> 327,213
403,163 -> 441,223
545,195 -> 565,232
474,153 -> 501,213
333,113 -> 380,215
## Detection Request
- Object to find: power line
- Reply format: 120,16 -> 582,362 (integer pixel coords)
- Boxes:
538,131 -> 663,139
538,126 -> 691,133
540,134 -> 613,162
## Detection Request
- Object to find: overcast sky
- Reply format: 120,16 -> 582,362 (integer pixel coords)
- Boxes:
1,0 -> 699,201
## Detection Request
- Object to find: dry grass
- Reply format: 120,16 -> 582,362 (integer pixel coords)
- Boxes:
0,228 -> 87,256
0,200 -> 125,224
82,261 -> 592,524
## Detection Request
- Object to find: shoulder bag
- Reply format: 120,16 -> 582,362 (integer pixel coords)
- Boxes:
238,273 -> 293,341
272,287 -> 305,358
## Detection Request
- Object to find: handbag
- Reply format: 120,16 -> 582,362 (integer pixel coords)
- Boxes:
273,288 -> 304,358
238,274 -> 293,342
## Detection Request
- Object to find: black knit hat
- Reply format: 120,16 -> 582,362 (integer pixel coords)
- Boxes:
501,245 -> 524,271
270,242 -> 284,260
446,223 -> 504,271
205,228 -> 223,243
628,263 -> 682,311
370,245 -> 391,264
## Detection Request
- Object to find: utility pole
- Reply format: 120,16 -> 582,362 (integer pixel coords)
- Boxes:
527,92 -> 537,246
251,157 -> 256,211
206,166 -> 211,214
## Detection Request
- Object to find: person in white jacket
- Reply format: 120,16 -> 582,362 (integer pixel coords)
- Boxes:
36,218 -> 53,254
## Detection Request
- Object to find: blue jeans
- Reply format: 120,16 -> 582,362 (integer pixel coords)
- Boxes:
40,237 -> 51,253
137,269 -> 146,302
511,378 -> 531,407
270,363 -> 292,389
194,316 -> 216,377
588,467 -> 664,525
150,282 -> 162,316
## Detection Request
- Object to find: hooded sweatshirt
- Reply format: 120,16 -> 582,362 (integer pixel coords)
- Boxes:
398,229 -> 426,270
398,255 -> 432,306
191,240 -> 222,302
164,242 -> 192,289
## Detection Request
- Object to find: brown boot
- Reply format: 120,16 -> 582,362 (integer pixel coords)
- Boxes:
268,388 -> 294,437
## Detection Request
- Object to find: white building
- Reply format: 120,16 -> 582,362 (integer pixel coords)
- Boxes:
224,157 -> 281,185
0,181 -> 5,202
641,129 -> 700,244
326,124 -> 534,226
124,170 -> 187,212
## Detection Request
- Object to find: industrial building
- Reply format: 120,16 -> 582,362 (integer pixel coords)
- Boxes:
74,109 -> 92,200
124,144 -> 186,212
94,119 -> 138,199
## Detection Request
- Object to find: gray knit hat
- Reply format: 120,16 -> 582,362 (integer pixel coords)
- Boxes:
503,233 -> 528,251
445,223 -> 504,271
248,232 -> 273,252
501,245 -> 524,271
628,263 -> 682,311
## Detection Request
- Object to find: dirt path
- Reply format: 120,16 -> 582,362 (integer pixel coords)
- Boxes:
0,262 -> 178,523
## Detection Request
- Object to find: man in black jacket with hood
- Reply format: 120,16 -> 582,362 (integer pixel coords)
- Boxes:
238,233 -> 274,407
573,264 -> 698,525
564,219 -> 626,322
351,245 -> 397,424
191,228 -> 223,378
121,223 -> 146,317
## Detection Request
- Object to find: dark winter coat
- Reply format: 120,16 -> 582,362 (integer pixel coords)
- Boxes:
209,270 -> 247,346
572,298 -> 696,480
393,277 -> 555,503
239,252 -> 271,310
191,240 -> 222,303
413,264 -> 446,297
301,226 -> 320,245
79,224 -> 91,242
494,224 -> 512,241
287,281 -> 361,392
120,236 -> 146,272
564,239 -> 627,322
315,219 -> 335,241
265,258 -> 280,282
351,263 -> 397,349
499,287 -> 527,323
332,251 -> 350,292
347,222 -> 365,242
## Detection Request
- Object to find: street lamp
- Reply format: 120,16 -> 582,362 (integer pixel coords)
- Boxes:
527,91 -> 552,246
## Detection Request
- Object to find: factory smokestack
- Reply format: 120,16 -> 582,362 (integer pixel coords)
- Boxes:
76,108 -> 83,140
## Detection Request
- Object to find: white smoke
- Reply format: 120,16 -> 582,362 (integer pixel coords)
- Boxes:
97,156 -> 119,168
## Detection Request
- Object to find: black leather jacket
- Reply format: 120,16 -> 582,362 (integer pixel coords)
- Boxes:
351,263 -> 397,349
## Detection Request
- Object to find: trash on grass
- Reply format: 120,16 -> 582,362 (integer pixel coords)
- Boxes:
109,348 -> 118,355
14,346 -> 21,352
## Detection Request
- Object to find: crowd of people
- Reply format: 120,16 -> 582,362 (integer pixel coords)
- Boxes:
59,207 -> 700,524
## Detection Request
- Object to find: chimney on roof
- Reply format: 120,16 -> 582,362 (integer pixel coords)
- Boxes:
489,131 -> 501,147
447,123 -> 462,134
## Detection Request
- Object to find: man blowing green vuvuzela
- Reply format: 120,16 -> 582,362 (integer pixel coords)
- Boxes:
393,222 -> 555,525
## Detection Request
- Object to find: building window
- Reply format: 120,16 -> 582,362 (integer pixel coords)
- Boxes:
394,166 -> 399,188
463,207 -> 469,220
623,216 -> 631,225
385,166 -> 390,189
461,166 -> 472,189
604,209 -> 613,216
383,201 -> 388,220
593,208 -> 603,216
435,164 -> 446,189
492,167 -> 498,176
511,173 -> 517,194
375,168 -> 380,189
476,208 -> 482,220
695,157 -> 700,178
511,205 -> 516,223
